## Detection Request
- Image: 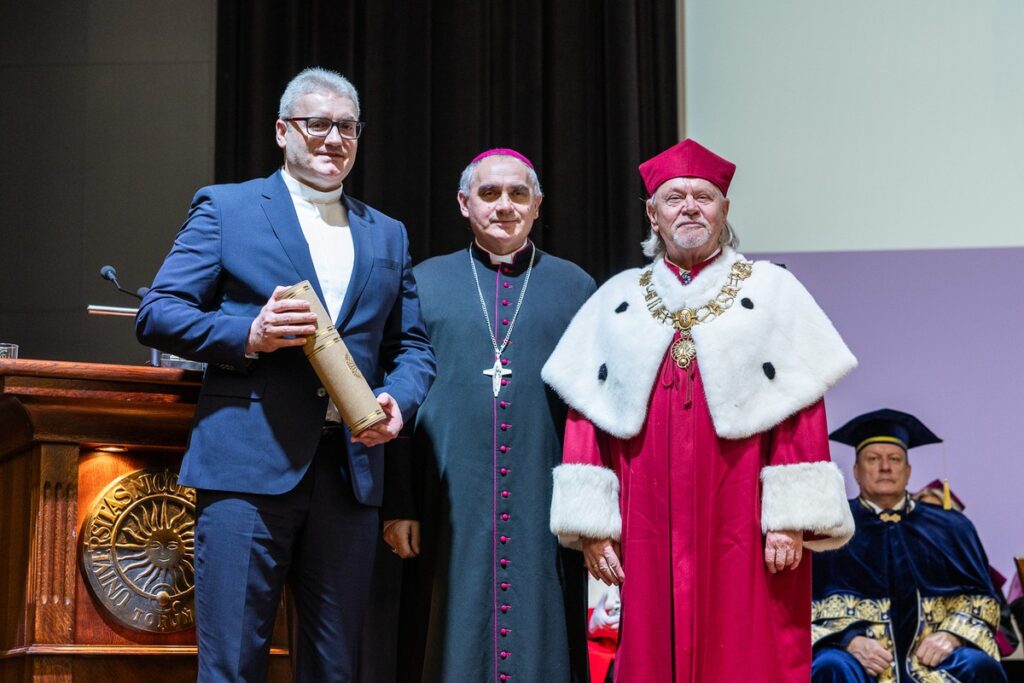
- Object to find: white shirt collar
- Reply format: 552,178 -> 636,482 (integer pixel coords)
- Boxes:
861,495 -> 909,513
281,167 -> 344,205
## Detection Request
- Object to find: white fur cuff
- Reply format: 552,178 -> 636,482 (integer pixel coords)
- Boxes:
550,464 -> 621,550
760,461 -> 855,551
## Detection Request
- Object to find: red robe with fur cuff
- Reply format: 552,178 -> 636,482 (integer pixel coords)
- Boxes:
562,357 -> 830,683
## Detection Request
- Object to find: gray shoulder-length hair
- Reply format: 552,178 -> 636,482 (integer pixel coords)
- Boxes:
278,67 -> 361,119
639,194 -> 740,260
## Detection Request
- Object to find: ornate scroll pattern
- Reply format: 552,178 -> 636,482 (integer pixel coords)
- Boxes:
906,593 -> 1001,681
812,594 -> 897,683
932,594 -> 1000,657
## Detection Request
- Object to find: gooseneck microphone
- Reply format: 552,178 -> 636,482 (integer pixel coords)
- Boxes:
93,265 -> 161,365
99,265 -> 145,301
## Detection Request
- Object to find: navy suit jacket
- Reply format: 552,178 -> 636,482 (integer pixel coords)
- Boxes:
136,171 -> 435,505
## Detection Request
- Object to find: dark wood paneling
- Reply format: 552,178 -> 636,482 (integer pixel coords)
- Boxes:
0,359 -> 291,681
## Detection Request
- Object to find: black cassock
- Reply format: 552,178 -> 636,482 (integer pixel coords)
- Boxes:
381,243 -> 595,682
811,497 -> 1007,683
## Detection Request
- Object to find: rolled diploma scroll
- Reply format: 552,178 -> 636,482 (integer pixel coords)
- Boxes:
279,281 -> 387,435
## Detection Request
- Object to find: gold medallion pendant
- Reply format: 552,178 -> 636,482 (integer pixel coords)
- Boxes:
671,334 -> 697,369
639,258 -> 753,370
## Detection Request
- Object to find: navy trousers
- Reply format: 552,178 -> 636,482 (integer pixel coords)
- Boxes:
194,431 -> 379,683
812,645 -> 1008,683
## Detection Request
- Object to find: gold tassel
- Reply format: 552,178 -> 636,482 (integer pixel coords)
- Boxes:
942,479 -> 952,511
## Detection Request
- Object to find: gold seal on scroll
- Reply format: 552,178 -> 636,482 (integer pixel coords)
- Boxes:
79,468 -> 196,633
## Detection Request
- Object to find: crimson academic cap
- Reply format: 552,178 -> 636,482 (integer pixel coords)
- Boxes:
638,138 -> 736,196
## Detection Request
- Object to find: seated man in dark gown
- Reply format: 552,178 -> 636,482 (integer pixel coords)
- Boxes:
913,480 -> 1021,658
811,409 -> 1007,683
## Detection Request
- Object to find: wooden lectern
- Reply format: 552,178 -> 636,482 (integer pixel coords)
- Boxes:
0,359 -> 290,682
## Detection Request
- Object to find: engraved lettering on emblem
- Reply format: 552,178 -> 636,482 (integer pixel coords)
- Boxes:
80,468 -> 196,633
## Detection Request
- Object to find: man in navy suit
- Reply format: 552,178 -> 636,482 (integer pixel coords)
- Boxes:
136,67 -> 435,682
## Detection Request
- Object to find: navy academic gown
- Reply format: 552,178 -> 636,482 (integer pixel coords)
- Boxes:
383,243 -> 596,683
811,497 -> 1007,683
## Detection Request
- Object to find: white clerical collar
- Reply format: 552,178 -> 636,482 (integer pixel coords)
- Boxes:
476,239 -> 530,265
861,495 -> 909,513
281,167 -> 344,205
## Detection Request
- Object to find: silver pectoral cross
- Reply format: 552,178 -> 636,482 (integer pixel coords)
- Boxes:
483,355 -> 512,397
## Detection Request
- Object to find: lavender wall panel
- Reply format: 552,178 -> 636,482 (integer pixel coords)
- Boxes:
752,246 -> 1023,585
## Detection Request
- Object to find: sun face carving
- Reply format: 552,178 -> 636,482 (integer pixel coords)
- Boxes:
81,469 -> 197,633
114,495 -> 194,604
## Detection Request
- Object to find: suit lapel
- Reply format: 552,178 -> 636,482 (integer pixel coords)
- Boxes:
335,194 -> 374,329
260,171 -> 327,305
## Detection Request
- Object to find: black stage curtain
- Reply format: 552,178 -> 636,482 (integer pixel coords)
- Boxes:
216,0 -> 677,282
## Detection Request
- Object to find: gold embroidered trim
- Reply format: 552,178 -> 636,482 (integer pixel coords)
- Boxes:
812,594 -> 897,683
905,663 -> 957,683
814,592 -> 1000,683
813,594 -> 892,623
812,617 -> 858,646
918,594 -> 1000,658
904,593 -> 1000,682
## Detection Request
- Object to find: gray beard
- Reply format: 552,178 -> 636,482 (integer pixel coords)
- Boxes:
670,226 -> 711,250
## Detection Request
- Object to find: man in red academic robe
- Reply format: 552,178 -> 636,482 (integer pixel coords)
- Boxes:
542,139 -> 858,682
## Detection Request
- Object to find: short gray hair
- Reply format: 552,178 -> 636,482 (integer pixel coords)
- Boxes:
278,67 -> 360,119
640,194 -> 739,260
458,156 -> 543,198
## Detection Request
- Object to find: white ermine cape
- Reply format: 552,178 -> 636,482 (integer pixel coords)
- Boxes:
542,247 -> 857,439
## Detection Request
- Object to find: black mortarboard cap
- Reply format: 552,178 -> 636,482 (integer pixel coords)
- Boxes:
829,408 -> 942,453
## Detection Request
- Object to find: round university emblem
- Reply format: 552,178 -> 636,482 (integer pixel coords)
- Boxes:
79,468 -> 196,633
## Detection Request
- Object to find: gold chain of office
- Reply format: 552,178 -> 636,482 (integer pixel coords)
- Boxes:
639,260 -> 754,368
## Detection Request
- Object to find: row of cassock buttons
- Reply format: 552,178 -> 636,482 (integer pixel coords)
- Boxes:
499,268 -> 514,680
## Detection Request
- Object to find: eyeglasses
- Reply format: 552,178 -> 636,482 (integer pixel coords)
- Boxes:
286,117 -> 365,140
